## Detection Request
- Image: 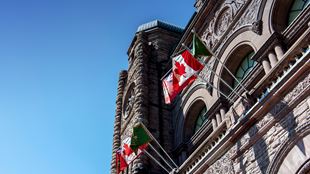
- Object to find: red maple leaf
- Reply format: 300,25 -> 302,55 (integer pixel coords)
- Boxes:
174,62 -> 186,76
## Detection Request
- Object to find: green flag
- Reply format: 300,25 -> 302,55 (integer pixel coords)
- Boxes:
130,123 -> 152,151
192,34 -> 212,57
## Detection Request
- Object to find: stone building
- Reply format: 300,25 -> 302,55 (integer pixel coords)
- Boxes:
111,0 -> 310,173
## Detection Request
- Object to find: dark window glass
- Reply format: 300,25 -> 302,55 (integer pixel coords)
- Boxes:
233,52 -> 256,88
288,0 -> 310,25
194,106 -> 208,133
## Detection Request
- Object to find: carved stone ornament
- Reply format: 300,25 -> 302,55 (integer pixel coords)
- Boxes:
252,20 -> 262,35
215,7 -> 233,37
204,149 -> 235,174
202,0 -> 247,49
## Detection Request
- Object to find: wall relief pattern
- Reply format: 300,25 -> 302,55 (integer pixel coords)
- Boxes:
199,0 -> 263,85
201,0 -> 262,55
238,73 -> 310,148
216,0 -> 262,54
202,0 -> 247,49
204,148 -> 235,174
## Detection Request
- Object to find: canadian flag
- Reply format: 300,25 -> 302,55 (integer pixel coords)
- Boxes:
116,137 -> 147,173
162,50 -> 204,104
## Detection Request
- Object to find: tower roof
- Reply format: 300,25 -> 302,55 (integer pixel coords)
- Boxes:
136,20 -> 183,33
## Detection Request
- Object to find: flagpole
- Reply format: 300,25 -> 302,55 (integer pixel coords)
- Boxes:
197,75 -> 235,103
160,68 -> 172,81
201,60 -> 245,99
191,30 -> 249,93
182,44 -> 245,100
148,143 -> 175,170
139,123 -> 179,169
143,149 -> 170,173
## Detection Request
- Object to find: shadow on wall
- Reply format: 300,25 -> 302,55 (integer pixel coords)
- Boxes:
237,100 -> 299,174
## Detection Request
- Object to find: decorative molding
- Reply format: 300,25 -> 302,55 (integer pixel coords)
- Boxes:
252,20 -> 262,35
110,70 -> 128,173
215,0 -> 262,54
202,0 -> 247,49
296,158 -> 310,174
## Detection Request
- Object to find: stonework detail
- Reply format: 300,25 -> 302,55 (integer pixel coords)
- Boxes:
200,0 -> 263,61
252,20 -> 263,35
229,72 -> 310,174
236,0 -> 261,28
111,71 -> 128,174
218,0 -> 262,52
238,72 -> 310,148
204,149 -> 235,174
202,0 -> 247,49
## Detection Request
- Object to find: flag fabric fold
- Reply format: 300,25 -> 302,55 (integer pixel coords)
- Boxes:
116,148 -> 128,173
162,72 -> 176,104
192,33 -> 212,57
130,123 -> 152,151
162,49 -> 204,104
116,136 -> 148,173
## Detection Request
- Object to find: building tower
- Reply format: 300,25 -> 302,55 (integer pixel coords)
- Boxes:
111,20 -> 183,174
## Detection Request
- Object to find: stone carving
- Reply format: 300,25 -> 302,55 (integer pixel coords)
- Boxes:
204,149 -> 235,174
212,0 -> 262,54
283,73 -> 310,103
202,0 -> 247,49
237,0 -> 261,27
215,7 -> 233,37
252,20 -> 262,35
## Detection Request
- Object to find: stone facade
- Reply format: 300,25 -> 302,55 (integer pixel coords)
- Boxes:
111,0 -> 310,173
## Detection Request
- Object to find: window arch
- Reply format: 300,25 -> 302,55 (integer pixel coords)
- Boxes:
272,0 -> 310,32
183,100 -> 208,142
219,45 -> 255,96
194,106 -> 208,133
287,0 -> 310,25
233,51 -> 256,88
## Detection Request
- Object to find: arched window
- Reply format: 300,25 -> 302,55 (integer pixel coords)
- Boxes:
194,106 -> 208,133
233,51 -> 256,88
287,0 -> 310,25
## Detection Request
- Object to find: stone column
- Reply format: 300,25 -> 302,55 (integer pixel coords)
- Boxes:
274,45 -> 284,60
212,117 -> 217,130
268,52 -> 278,67
216,113 -> 222,126
110,71 -> 128,174
220,108 -> 226,121
131,32 -> 150,174
262,58 -> 271,73
230,113 -> 236,125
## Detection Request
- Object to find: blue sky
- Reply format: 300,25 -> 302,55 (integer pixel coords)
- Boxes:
0,1 -> 194,173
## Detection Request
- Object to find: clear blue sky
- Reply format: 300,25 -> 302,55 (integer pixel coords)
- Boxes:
0,1 -> 194,174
